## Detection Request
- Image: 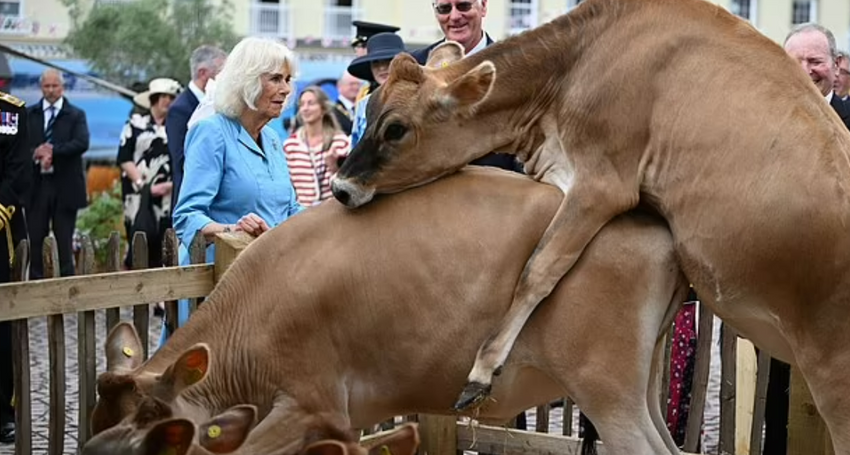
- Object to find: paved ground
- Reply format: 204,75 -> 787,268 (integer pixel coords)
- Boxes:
0,308 -> 163,455
0,310 -> 580,455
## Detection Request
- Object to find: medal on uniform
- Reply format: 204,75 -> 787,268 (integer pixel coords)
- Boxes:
0,111 -> 18,135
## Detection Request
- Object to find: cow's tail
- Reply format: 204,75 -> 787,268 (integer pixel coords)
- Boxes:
580,413 -> 599,455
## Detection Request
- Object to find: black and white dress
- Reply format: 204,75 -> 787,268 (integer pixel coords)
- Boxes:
117,113 -> 172,266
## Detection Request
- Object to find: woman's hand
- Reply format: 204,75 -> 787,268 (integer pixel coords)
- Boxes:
150,182 -> 173,197
236,213 -> 271,236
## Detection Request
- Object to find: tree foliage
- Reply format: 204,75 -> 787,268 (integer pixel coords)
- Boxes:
61,0 -> 239,87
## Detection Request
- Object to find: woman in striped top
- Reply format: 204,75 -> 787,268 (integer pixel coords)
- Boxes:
283,86 -> 350,206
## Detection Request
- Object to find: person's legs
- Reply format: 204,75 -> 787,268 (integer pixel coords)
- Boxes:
52,205 -> 77,277
0,244 -> 14,444
26,181 -> 52,280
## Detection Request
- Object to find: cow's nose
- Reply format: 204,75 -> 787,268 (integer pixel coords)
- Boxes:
331,180 -> 352,206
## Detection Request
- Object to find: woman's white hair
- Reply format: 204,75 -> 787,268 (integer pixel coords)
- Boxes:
214,37 -> 295,119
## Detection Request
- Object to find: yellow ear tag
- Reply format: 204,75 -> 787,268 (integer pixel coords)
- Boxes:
380,445 -> 392,455
441,61 -> 449,68
122,347 -> 134,358
207,425 -> 222,439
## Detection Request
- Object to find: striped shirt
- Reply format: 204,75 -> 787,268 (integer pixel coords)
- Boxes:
283,130 -> 350,206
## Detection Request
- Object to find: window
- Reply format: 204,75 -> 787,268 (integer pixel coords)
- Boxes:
325,0 -> 360,42
0,1 -> 20,17
731,0 -> 757,24
509,0 -> 538,35
250,0 -> 292,38
567,0 -> 583,12
792,0 -> 817,25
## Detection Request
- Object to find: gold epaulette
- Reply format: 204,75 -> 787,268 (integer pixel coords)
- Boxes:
0,91 -> 24,107
355,85 -> 371,104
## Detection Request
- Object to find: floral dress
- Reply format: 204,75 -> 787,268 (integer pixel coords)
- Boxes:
117,113 -> 172,266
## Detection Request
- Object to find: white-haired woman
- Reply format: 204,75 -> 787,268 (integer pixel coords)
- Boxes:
164,37 -> 304,344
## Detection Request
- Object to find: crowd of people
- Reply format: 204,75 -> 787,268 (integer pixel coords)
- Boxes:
1,0 -> 849,452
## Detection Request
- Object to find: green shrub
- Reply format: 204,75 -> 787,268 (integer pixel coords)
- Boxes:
76,180 -> 125,270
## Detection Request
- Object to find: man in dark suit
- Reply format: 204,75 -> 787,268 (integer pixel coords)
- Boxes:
409,0 -> 519,173
26,69 -> 89,279
334,71 -> 361,136
165,45 -> 226,210
0,90 -> 30,445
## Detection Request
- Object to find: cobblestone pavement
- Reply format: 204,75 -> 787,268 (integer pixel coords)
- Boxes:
0,310 -> 580,455
0,308 -> 163,455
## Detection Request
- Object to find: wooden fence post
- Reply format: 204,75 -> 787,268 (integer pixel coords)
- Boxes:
104,232 -> 121,333
132,232 -> 149,359
562,398 -> 574,437
163,229 -> 179,337
787,368 -> 833,455
749,351 -> 770,455
11,240 -> 31,455
188,232 -> 206,315
213,231 -> 255,283
77,234 -> 97,450
44,237 -> 66,455
418,415 -> 458,455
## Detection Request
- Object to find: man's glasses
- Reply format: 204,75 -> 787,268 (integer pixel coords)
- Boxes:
434,1 -> 476,15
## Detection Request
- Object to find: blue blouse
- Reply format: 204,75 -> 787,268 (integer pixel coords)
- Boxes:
351,95 -> 369,147
172,113 -> 304,250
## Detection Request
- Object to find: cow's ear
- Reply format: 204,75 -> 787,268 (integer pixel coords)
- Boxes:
141,418 -> 195,455
303,440 -> 354,455
434,61 -> 495,115
425,41 -> 465,69
198,405 -> 257,453
157,343 -> 210,399
364,424 -> 420,455
105,322 -> 143,373
387,53 -> 425,85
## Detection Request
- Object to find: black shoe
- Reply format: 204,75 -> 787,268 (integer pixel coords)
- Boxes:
0,421 -> 14,444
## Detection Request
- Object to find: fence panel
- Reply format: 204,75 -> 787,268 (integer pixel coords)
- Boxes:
11,240 -> 30,455
76,235 -> 97,450
684,303 -> 714,451
163,230 -> 179,338
44,237 -> 66,455
131,232 -> 150,359
105,232 -> 122,332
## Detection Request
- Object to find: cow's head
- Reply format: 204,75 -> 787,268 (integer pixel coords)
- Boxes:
332,41 -> 498,208
82,403 -> 256,455
91,322 -> 211,435
303,423 -> 420,455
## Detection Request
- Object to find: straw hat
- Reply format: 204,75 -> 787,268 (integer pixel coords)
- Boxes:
133,78 -> 182,109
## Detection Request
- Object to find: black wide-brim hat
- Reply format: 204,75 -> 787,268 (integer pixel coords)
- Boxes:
348,32 -> 407,82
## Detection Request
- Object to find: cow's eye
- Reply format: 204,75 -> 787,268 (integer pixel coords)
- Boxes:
384,123 -> 407,142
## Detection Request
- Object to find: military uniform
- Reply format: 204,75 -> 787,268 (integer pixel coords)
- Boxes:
0,90 -> 29,444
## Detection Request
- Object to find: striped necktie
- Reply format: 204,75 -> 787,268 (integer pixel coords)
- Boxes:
44,105 -> 56,143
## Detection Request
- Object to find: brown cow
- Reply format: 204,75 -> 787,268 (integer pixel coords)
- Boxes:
84,169 -> 686,454
329,0 -> 850,449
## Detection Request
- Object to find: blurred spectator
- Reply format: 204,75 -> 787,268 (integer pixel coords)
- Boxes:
351,20 -> 400,58
333,71 -> 361,135
166,45 -> 227,210
118,78 -> 181,268
27,68 -> 90,279
836,50 -> 850,101
284,86 -> 350,206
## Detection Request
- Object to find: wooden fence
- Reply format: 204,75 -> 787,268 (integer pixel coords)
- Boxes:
0,229 -> 835,455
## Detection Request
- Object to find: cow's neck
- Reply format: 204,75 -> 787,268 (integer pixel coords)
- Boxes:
437,1 -> 619,186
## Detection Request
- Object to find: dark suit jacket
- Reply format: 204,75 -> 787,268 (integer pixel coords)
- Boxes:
27,97 -> 90,210
409,34 -> 521,173
166,88 -> 200,209
333,100 -> 354,136
830,93 -> 850,131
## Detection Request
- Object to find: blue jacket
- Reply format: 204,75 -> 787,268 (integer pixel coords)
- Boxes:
172,113 -> 303,249
165,89 -> 199,210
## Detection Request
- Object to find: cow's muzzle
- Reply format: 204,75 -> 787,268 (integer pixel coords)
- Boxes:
331,177 -> 376,208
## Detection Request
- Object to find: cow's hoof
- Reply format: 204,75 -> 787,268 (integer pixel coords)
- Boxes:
453,381 -> 492,411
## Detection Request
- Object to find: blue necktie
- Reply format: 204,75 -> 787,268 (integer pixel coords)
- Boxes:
44,105 -> 55,144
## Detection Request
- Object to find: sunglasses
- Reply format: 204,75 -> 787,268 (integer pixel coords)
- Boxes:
433,1 -> 477,15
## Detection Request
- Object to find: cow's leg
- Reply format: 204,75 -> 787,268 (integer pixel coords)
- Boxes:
455,178 -> 636,410
647,289 -> 686,454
